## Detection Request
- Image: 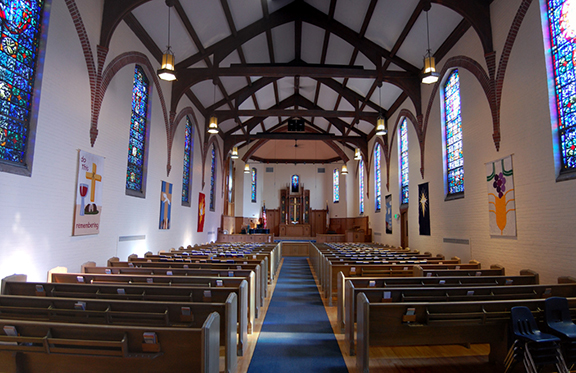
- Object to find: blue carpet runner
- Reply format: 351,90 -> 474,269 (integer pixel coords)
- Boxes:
247,257 -> 349,373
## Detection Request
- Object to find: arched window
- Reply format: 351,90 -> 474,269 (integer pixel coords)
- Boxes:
374,143 -> 381,212
359,158 -> 365,215
209,145 -> 216,211
545,0 -> 576,177
126,65 -> 149,195
444,69 -> 464,196
251,167 -> 257,203
333,168 -> 339,203
0,0 -> 46,174
182,116 -> 194,205
399,118 -> 409,204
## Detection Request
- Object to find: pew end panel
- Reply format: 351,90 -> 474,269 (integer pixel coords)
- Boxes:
1,275 -> 26,295
47,267 -> 67,282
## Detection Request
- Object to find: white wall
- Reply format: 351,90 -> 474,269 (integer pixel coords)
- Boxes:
0,0 -> 223,281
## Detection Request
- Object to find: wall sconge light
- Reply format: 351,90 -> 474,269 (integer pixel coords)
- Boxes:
244,163 -> 250,173
157,1 -> 177,81
231,146 -> 239,159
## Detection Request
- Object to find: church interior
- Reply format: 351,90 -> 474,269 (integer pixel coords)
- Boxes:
1,0 -> 576,372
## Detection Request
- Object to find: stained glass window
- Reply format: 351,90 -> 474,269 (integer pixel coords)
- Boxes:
359,158 -> 365,215
126,65 -> 149,193
251,168 -> 257,203
444,70 -> 464,195
333,169 -> 339,203
374,144 -> 381,211
546,0 -> 576,173
399,119 -> 409,204
209,144 -> 216,211
0,0 -> 45,167
182,116 -> 194,204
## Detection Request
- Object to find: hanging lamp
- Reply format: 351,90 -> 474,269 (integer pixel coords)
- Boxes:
208,81 -> 219,134
231,146 -> 239,159
421,8 -> 439,84
354,148 -> 361,160
157,1 -> 177,81
244,163 -> 250,173
375,85 -> 387,135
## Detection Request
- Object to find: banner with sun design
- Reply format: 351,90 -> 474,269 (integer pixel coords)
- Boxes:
486,155 -> 516,236
198,192 -> 206,232
418,182 -> 430,236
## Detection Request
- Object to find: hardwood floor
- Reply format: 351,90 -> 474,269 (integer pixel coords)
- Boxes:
233,257 -> 498,373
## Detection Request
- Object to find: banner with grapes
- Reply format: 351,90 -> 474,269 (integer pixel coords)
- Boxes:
486,155 -> 516,236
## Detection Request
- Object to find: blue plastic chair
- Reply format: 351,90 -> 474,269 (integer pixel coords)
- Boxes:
506,306 -> 569,373
545,297 -> 576,366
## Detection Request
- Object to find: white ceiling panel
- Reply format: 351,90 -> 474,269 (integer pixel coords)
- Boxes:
346,78 -> 373,99
241,33 -> 270,64
304,0 -> 330,15
228,0 -> 264,31
267,0 -> 296,14
219,50 -> 241,68
220,77 -> 249,97
180,1 -> 231,49
325,34 -> 354,65
271,22 -> 295,63
254,83 -> 278,109
316,84 -> 339,111
334,0 -> 372,34
364,0 -> 420,52
301,23 -> 325,64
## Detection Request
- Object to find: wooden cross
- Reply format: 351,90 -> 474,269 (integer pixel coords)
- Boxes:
85,163 -> 102,202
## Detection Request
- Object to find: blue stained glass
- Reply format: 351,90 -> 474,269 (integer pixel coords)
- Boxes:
333,169 -> 339,203
251,168 -> 257,203
0,0 -> 45,165
444,70 -> 464,194
374,143 -> 381,211
399,119 -> 409,205
182,117 -> 194,203
359,158 -> 365,214
209,145 -> 216,211
126,65 -> 149,192
547,0 -> 576,171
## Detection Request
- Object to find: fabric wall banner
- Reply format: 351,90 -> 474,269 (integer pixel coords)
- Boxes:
385,195 -> 392,234
486,155 -> 516,236
418,182 -> 430,235
73,150 -> 104,236
198,192 -> 206,232
159,181 -> 172,229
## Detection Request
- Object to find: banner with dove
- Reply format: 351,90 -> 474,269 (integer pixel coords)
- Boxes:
486,155 -> 516,236
73,150 -> 104,236
159,181 -> 172,229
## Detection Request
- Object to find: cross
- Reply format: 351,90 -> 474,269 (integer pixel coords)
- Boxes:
86,163 -> 102,202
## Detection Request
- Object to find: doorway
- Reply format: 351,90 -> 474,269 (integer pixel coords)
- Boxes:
400,209 -> 409,248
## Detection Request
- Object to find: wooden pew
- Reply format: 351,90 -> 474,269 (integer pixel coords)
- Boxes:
347,280 -> 576,355
2,278 -> 249,356
49,272 -> 256,336
336,269 -> 540,333
415,264 -> 505,277
0,314 -> 220,373
0,293 -> 237,373
355,295 -> 576,373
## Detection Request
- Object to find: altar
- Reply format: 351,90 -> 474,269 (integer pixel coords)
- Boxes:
279,223 -> 310,237
278,177 -> 311,237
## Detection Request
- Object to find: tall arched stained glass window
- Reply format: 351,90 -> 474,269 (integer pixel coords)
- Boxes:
359,158 -> 365,215
399,119 -> 409,204
444,69 -> 464,195
182,116 -> 194,205
333,168 -> 339,203
545,0 -> 576,175
374,143 -> 381,212
251,168 -> 257,203
209,145 -> 216,211
0,0 -> 46,171
126,65 -> 149,194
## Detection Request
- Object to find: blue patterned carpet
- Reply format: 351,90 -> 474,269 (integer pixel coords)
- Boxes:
247,257 -> 349,373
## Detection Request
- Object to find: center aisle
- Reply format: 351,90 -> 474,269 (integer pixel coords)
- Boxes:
247,257 -> 349,373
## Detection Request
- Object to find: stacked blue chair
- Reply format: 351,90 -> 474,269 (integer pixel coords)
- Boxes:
504,306 -> 569,373
545,297 -> 576,369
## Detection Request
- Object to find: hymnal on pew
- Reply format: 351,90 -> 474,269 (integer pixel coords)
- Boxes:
75,301 -> 86,310
3,326 -> 17,336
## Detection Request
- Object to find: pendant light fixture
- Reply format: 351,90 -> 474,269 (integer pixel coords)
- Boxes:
375,84 -> 387,136
208,80 -> 219,134
421,6 -> 439,84
231,146 -> 239,159
157,0 -> 177,81
354,148 -> 361,160
340,141 -> 348,174
244,163 -> 250,173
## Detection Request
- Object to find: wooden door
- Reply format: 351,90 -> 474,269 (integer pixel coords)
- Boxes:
400,210 -> 409,248
310,210 -> 326,237
266,209 -> 280,236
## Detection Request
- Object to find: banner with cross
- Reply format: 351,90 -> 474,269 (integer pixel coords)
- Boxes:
73,150 -> 104,236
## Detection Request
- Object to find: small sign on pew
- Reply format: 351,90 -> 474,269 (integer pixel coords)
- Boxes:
382,291 -> 392,303
350,267 -> 356,275
180,306 -> 193,322
35,284 -> 45,296
402,307 -> 416,323
369,280 -> 376,287
142,332 -> 160,353
203,290 -> 212,302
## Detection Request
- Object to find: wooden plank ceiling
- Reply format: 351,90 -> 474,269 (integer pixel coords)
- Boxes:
100,0 -> 493,164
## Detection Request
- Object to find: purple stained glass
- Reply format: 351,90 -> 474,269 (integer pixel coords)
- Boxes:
126,65 -> 149,192
251,168 -> 257,203
399,119 -> 409,205
359,158 -> 365,214
547,0 -> 576,171
444,70 -> 464,194
374,143 -> 381,211
333,169 -> 339,203
0,0 -> 45,164
182,116 -> 194,203
209,145 -> 216,211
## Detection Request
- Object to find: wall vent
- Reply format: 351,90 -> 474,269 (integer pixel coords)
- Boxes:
443,238 -> 470,245
317,168 -> 325,173
374,232 -> 382,236
119,235 -> 146,242
266,167 -> 274,173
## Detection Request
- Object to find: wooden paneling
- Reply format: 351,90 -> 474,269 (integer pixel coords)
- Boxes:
311,209 -> 326,237
281,242 -> 309,256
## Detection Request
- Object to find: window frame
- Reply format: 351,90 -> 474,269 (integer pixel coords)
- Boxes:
181,116 -> 194,206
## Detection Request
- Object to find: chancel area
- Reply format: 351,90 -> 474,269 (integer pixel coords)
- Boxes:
1,0 -> 576,372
